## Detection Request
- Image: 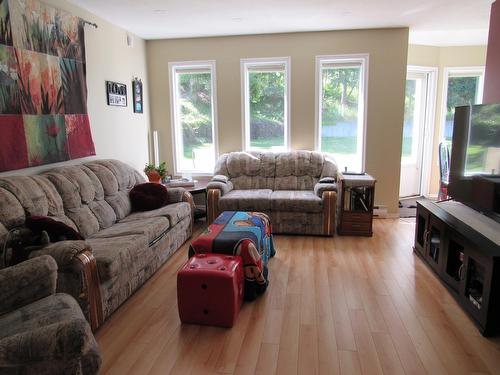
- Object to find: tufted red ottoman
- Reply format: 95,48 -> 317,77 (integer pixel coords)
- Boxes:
177,253 -> 244,328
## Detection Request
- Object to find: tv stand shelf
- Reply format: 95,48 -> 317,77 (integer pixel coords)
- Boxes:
415,199 -> 500,336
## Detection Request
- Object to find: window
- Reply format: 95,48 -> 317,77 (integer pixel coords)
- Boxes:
169,61 -> 218,174
442,67 -> 484,142
316,55 -> 368,173
241,57 -> 290,151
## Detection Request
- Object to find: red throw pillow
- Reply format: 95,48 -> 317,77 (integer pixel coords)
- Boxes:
129,182 -> 169,211
26,216 -> 84,242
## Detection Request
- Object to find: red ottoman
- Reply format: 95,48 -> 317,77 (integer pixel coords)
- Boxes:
177,253 -> 244,328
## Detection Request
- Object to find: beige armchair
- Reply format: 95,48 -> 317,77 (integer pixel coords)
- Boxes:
0,255 -> 101,374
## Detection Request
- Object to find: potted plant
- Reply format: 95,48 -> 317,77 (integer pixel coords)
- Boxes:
144,162 -> 168,183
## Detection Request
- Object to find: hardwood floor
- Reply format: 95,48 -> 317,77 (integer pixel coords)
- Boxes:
95,219 -> 500,375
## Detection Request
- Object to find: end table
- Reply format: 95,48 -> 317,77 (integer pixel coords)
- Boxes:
184,181 -> 208,220
337,173 -> 376,236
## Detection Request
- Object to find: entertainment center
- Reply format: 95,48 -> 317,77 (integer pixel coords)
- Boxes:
414,199 -> 499,335
413,103 -> 500,336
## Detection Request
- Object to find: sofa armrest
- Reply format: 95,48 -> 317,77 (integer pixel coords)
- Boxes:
0,315 -> 101,369
314,182 -> 338,197
29,241 -> 103,332
29,240 -> 89,270
321,190 -> 337,236
166,187 -> 189,203
207,180 -> 233,196
0,255 -> 57,315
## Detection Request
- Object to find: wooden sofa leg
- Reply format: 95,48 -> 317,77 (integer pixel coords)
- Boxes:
207,189 -> 221,224
75,249 -> 104,332
322,191 -> 337,236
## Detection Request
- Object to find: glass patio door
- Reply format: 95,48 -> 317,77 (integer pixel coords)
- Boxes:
400,71 -> 429,198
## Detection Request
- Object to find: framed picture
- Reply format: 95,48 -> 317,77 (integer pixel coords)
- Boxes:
106,81 -> 127,107
133,78 -> 143,113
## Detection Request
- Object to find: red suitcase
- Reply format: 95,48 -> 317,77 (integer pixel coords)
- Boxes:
177,253 -> 244,328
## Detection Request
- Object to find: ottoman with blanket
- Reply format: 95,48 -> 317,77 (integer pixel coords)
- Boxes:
206,150 -> 338,236
189,211 -> 275,301
0,159 -> 194,331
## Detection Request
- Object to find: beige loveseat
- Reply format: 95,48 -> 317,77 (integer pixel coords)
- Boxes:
207,151 -> 338,236
0,160 -> 193,330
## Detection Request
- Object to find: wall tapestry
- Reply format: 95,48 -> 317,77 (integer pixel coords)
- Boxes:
0,0 -> 95,172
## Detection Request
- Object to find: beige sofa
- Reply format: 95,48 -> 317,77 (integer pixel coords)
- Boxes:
0,160 -> 193,330
207,151 -> 338,236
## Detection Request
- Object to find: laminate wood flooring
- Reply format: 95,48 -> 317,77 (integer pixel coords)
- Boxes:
95,219 -> 500,375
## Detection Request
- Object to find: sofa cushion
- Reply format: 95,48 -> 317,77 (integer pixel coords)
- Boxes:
275,151 -> 323,178
219,189 -> 272,211
120,202 -> 191,227
270,190 -> 323,213
89,217 -> 170,245
0,293 -> 85,340
88,200 -> 117,229
0,177 -> 49,217
32,176 -> 65,216
0,187 -> 25,229
49,166 -> 96,204
86,234 -> 149,281
65,206 -> 100,239
274,175 -> 318,191
226,152 -> 262,177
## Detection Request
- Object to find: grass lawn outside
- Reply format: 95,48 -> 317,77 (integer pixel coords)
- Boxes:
321,136 -> 356,154
183,142 -> 212,159
251,136 -> 284,149
183,136 -> 414,159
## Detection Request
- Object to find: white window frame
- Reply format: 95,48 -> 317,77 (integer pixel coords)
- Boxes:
240,57 -> 291,151
440,66 -> 485,140
168,60 -> 218,176
314,54 -> 369,172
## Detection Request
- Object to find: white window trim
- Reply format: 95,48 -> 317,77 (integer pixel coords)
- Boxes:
168,60 -> 219,176
240,57 -> 291,151
314,53 -> 369,172
439,66 -> 485,140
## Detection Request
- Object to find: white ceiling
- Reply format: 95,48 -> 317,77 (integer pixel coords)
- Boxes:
69,0 -> 494,46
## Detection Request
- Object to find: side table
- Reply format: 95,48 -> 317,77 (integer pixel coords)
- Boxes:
184,181 -> 208,221
337,173 -> 376,236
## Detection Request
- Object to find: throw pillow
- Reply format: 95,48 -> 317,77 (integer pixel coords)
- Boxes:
26,216 -> 84,242
130,182 -> 169,211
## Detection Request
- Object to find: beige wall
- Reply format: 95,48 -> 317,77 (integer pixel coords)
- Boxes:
407,45 -> 487,195
0,0 -> 151,176
147,28 -> 409,214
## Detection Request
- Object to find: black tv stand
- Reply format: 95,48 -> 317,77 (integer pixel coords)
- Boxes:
414,199 -> 500,336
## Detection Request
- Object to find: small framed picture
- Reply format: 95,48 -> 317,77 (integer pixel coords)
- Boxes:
106,81 -> 127,107
133,78 -> 143,113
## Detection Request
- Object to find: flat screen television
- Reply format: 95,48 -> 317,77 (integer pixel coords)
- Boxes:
448,103 -> 500,220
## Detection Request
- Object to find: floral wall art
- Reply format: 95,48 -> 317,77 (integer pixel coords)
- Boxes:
0,0 -> 95,172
